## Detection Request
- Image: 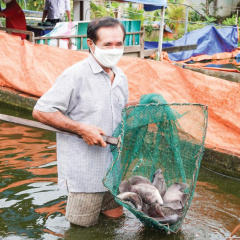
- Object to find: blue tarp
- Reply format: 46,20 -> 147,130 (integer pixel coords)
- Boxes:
122,0 -> 167,11
122,0 -> 167,7
144,4 -> 163,11
144,25 -> 239,61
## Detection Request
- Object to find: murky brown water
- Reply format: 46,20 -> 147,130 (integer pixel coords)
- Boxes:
0,104 -> 239,240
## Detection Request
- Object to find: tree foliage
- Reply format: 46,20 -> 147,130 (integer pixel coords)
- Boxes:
17,0 -> 45,11
222,14 -> 240,26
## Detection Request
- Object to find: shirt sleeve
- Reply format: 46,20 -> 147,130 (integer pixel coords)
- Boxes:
2,5 -> 15,17
65,0 -> 70,11
44,0 -> 49,11
34,73 -> 76,113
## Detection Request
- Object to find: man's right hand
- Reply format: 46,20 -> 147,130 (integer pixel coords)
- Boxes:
76,123 -> 107,147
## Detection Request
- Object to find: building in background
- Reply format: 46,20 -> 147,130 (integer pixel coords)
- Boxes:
186,0 -> 240,18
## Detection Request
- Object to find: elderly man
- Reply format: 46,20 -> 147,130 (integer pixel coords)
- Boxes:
32,17 -> 128,227
0,0 -> 26,39
42,0 -> 71,24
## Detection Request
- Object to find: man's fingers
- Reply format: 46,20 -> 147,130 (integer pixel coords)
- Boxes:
79,125 -> 107,147
99,137 -> 107,147
83,135 -> 106,147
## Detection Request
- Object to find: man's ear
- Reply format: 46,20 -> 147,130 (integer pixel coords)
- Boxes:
87,38 -> 94,53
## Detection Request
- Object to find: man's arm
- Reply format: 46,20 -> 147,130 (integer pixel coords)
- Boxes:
32,109 -> 107,147
42,10 -> 48,22
0,12 -> 5,17
66,10 -> 71,21
65,0 -> 71,22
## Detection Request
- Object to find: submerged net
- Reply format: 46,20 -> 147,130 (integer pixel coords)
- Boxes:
103,93 -> 208,233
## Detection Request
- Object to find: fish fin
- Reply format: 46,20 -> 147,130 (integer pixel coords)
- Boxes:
181,193 -> 188,206
178,182 -> 189,192
165,201 -> 182,210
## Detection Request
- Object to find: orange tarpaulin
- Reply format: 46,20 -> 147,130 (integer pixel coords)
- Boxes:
0,31 -> 240,156
177,47 -> 240,64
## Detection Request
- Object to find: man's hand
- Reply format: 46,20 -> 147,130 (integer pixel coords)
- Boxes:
76,123 -> 107,147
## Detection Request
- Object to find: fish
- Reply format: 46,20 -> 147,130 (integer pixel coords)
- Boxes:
145,202 -> 182,218
118,175 -> 164,205
152,168 -> 166,197
128,175 -> 151,185
155,214 -> 180,225
144,202 -> 165,218
119,180 -> 131,193
117,192 -> 143,210
117,171 -> 188,224
130,182 -> 164,205
163,182 -> 189,208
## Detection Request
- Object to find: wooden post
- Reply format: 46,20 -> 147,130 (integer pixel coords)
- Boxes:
236,9 -> 239,25
185,6 -> 189,34
113,8 -> 118,18
140,26 -> 145,58
157,6 -> 165,61
80,1 -> 84,20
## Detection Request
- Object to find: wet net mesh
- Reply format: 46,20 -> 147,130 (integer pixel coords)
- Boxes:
103,93 -> 208,233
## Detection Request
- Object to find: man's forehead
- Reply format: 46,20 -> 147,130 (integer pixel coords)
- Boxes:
97,26 -> 124,42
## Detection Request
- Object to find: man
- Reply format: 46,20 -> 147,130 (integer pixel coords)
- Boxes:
0,0 -> 26,39
42,0 -> 71,24
32,17 -> 129,227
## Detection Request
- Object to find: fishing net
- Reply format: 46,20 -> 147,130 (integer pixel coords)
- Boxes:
103,93 -> 208,233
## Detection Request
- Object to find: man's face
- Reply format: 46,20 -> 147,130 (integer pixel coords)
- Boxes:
89,25 -> 124,52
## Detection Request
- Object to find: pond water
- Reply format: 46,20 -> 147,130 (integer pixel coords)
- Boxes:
0,104 -> 239,240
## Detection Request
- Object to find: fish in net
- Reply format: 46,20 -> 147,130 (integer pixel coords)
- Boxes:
103,93 -> 208,232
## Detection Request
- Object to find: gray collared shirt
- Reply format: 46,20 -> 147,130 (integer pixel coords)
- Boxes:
34,54 -> 129,192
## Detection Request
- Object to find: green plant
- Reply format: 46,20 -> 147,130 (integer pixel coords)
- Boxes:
201,0 -> 214,16
205,15 -> 216,23
124,3 -> 145,25
18,0 -> 45,11
177,22 -> 206,39
200,0 -> 222,19
144,22 -> 153,36
222,14 -> 240,26
166,2 -> 185,38
189,10 -> 201,22
90,2 -> 113,19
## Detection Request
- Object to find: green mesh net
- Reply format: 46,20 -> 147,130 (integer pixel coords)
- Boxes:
103,93 -> 208,233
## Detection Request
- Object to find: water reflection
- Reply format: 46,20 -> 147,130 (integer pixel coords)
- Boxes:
0,105 -> 239,239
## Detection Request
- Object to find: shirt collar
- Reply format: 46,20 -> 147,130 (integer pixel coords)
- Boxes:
88,54 -> 104,74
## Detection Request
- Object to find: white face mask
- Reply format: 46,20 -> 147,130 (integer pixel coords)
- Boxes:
3,0 -> 12,4
91,43 -> 124,68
